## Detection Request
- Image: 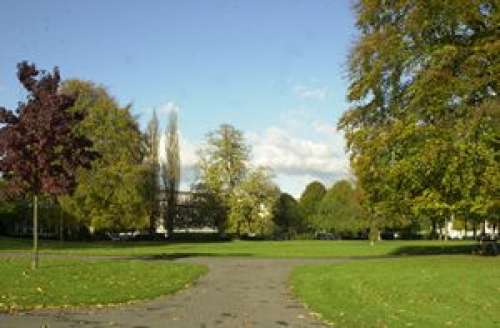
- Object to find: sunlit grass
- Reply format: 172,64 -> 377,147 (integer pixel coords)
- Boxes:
291,256 -> 500,327
0,257 -> 207,312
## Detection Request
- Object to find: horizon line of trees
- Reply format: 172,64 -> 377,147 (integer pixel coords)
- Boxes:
0,63 -> 359,242
0,63 -> 371,243
1,1 -> 498,250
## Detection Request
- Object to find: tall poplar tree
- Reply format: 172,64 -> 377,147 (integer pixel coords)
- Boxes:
0,62 -> 97,268
145,110 -> 160,233
161,110 -> 180,238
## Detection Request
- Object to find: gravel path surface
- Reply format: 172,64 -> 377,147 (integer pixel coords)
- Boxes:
0,256 -> 347,328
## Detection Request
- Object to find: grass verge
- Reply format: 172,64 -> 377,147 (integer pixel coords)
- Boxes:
0,256 -> 207,312
291,256 -> 500,328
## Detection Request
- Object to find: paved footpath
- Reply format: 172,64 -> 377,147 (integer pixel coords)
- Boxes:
0,256 -> 347,328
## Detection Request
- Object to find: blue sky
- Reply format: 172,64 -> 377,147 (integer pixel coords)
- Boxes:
0,0 -> 356,197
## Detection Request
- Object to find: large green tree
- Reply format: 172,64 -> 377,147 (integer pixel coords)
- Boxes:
58,80 -> 149,232
196,124 -> 250,233
339,1 -> 499,238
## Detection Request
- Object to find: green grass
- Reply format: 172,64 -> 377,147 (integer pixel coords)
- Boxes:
0,237 -> 478,258
0,256 -> 207,312
291,256 -> 500,328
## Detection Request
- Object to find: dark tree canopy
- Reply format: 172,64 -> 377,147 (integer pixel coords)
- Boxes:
299,181 -> 327,220
0,62 -> 98,197
273,192 -> 306,236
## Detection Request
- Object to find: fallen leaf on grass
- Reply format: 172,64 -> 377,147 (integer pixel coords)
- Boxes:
309,311 -> 321,318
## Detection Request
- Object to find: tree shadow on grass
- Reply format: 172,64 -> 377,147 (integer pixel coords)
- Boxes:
0,236 -> 235,251
132,252 -> 254,261
390,243 -> 478,256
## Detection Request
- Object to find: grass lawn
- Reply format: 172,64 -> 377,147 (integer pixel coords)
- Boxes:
291,256 -> 500,328
0,256 -> 207,312
0,237 -> 478,258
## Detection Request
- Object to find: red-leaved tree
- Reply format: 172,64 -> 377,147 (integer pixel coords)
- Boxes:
0,62 -> 98,269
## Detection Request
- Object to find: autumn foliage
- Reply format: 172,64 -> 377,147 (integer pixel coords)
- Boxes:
0,62 -> 98,197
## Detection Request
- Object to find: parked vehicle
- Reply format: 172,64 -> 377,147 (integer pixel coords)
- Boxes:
315,232 -> 336,240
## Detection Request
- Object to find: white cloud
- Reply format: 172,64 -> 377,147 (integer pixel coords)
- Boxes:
152,100 -> 350,196
294,85 -> 328,101
247,126 -> 349,196
312,121 -> 335,135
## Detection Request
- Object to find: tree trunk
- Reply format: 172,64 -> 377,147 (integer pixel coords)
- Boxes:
473,222 -> 477,240
166,194 -> 175,239
431,219 -> 437,240
166,209 -> 174,239
149,212 -> 156,235
32,194 -> 39,269
463,217 -> 467,240
59,205 -> 64,242
444,217 -> 449,241
217,206 -> 227,237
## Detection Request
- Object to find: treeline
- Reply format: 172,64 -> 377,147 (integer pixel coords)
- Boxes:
275,180 -> 367,239
0,75 -> 181,239
0,69 -> 366,241
0,69 -> 363,240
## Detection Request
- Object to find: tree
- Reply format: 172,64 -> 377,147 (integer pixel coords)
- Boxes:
312,180 -> 367,238
227,168 -> 279,236
0,62 -> 97,268
338,1 -> 499,238
58,80 -> 148,232
196,124 -> 250,233
144,110 -> 160,234
273,193 -> 306,238
299,181 -> 327,225
0,177 -> 14,235
161,109 -> 180,238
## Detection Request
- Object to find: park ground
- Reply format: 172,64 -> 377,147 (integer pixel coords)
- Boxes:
0,238 -> 499,327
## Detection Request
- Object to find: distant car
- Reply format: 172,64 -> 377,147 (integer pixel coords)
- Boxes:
106,230 -> 141,241
105,232 -> 121,241
315,232 -> 335,240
